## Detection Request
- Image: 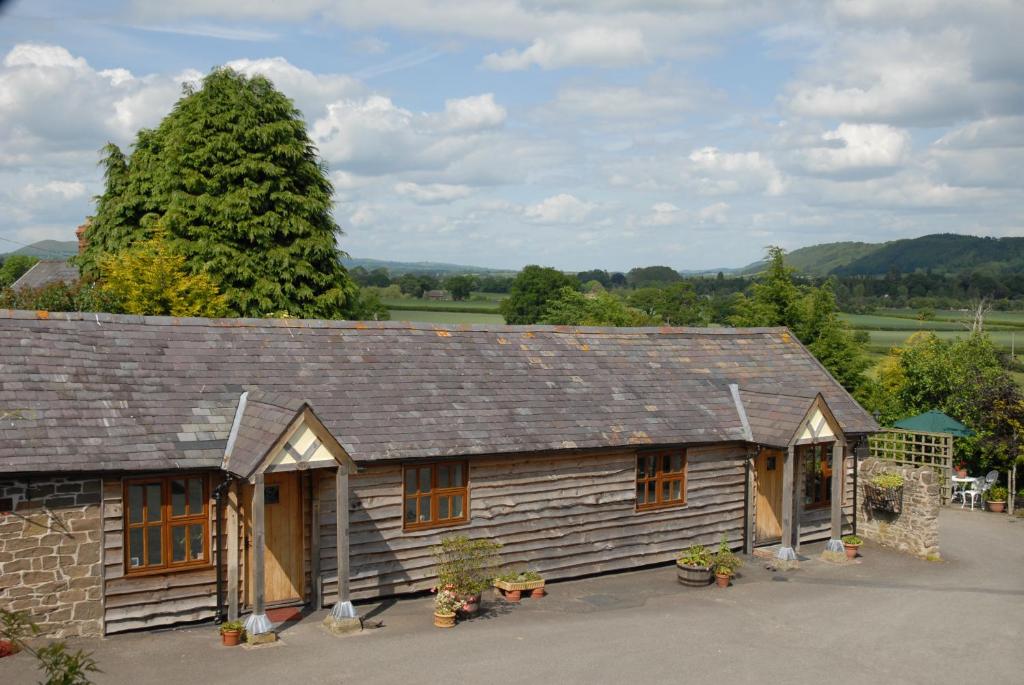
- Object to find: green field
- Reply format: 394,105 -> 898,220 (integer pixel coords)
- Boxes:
842,309 -> 1024,354
387,309 -> 505,324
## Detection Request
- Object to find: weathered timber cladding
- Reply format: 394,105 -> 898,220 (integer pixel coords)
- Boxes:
317,444 -> 747,604
0,477 -> 103,637
101,474 -> 224,634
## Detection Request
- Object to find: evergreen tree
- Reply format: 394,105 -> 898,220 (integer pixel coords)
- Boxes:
81,68 -> 358,319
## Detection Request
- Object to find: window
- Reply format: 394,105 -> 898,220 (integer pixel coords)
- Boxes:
636,450 -> 687,511
801,443 -> 835,509
124,475 -> 210,574
403,462 -> 468,531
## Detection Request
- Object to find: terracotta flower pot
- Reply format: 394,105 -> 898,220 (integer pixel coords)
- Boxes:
0,639 -> 19,658
434,611 -> 456,628
504,589 -> 522,602
987,501 -> 1006,513
715,572 -> 731,588
844,544 -> 860,560
530,587 -> 546,599
459,593 -> 481,616
221,630 -> 241,647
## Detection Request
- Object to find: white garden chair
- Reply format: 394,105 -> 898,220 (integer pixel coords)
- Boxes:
962,478 -> 984,510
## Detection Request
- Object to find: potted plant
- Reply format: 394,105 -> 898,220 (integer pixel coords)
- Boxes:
710,536 -> 743,588
432,535 -> 502,617
676,544 -> 713,586
494,570 -> 545,601
864,472 -> 904,513
219,620 -> 244,646
433,586 -> 460,628
985,485 -> 1008,513
842,534 -> 863,560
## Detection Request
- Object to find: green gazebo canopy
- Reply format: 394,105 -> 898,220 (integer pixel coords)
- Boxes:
892,410 -> 975,437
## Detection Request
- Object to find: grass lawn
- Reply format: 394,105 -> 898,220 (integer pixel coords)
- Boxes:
381,292 -> 504,313
387,309 -> 506,324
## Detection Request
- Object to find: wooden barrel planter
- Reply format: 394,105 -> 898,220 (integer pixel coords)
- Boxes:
676,563 -> 713,587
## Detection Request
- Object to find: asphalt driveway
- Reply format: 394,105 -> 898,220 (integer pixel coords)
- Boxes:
3,507 -> 1021,684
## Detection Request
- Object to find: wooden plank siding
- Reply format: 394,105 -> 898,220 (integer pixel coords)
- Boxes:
318,444 -> 748,605
101,473 -> 226,634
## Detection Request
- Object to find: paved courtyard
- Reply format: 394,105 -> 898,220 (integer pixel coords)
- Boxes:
3,508 -> 1021,684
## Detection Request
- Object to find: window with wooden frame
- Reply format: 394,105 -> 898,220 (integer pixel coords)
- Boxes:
636,449 -> 687,511
124,475 -> 210,574
403,461 -> 468,531
801,443 -> 834,509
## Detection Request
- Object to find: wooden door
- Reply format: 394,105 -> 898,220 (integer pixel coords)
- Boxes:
244,472 -> 304,605
755,449 -> 783,544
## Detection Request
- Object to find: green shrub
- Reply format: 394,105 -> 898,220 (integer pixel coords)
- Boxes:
870,473 -> 904,490
985,485 -> 1008,502
711,535 -> 743,577
219,620 -> 244,634
495,570 -> 542,583
842,534 -> 863,545
677,544 -> 712,568
433,535 -> 502,596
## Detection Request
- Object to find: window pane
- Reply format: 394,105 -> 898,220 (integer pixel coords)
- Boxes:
671,453 -> 683,473
418,497 -> 431,522
128,528 -> 143,567
637,458 -> 646,479
636,483 -> 646,504
438,466 -> 450,489
439,496 -> 449,519
188,479 -> 203,515
404,497 -> 416,522
453,464 -> 463,487
128,485 -> 144,524
671,480 -> 682,501
452,495 -> 463,518
405,469 -> 417,494
146,526 -> 162,566
647,481 -> 657,503
662,454 -> 671,473
171,479 -> 186,517
189,524 -> 204,561
419,467 -> 431,493
661,480 -> 670,503
171,525 -> 186,562
146,483 -> 162,521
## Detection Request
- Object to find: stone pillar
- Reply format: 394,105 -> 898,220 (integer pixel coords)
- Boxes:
777,445 -> 797,561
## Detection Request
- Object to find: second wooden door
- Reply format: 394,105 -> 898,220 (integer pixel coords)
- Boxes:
245,472 -> 304,605
755,449 -> 783,544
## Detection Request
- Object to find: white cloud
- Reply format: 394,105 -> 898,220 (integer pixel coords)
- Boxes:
22,180 -> 87,201
225,57 -> 364,116
524,194 -> 595,224
641,202 -> 681,226
698,201 -> 729,225
796,123 -> 910,177
687,146 -> 786,196
394,182 -> 473,204
483,26 -> 648,70
436,94 -> 506,131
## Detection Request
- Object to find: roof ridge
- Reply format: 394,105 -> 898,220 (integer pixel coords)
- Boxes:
0,308 -> 790,337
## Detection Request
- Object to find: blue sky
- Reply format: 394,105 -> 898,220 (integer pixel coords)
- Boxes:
1,1 -> 1021,271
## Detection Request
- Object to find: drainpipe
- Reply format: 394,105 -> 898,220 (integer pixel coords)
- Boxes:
213,476 -> 232,625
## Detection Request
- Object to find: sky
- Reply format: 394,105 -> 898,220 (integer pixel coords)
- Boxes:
0,1 -> 1022,272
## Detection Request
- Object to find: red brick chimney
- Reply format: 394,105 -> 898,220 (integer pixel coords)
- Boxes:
76,219 -> 90,255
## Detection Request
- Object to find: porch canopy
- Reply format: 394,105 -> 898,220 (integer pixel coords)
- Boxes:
893,410 -> 974,437
734,386 -> 848,560
222,391 -> 357,635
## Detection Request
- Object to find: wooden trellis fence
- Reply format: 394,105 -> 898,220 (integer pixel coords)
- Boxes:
868,429 -> 954,504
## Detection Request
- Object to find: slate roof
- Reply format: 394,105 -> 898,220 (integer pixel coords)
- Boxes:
0,311 -> 878,473
11,260 -> 79,291
739,389 -> 823,448
222,391 -> 307,478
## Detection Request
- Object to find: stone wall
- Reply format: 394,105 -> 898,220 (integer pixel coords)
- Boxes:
0,477 -> 104,637
857,459 -> 940,559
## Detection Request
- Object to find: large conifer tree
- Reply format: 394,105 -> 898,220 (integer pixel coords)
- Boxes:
82,68 -> 358,318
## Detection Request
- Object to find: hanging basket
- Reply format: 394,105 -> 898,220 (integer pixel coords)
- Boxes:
864,483 -> 903,513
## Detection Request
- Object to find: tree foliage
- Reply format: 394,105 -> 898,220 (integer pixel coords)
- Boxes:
499,265 -> 578,324
626,282 -> 709,326
626,265 -> 682,288
444,274 -> 479,301
81,68 -> 358,319
540,287 -> 657,327
0,255 -> 39,288
0,279 -> 120,313
97,228 -> 227,317
1,608 -> 100,684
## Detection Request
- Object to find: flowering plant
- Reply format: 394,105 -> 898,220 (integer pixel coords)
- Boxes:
434,585 -> 461,615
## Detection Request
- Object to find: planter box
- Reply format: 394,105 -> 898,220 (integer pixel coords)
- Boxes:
494,578 -> 545,593
864,483 -> 902,513
676,563 -> 713,587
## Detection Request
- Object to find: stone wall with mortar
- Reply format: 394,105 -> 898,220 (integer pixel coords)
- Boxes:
857,459 -> 940,559
0,477 -> 103,637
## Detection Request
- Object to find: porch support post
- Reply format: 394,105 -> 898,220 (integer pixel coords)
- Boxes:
310,472 -> 322,610
776,444 -> 797,561
826,442 -> 846,553
226,480 -> 240,621
243,472 -> 272,635
330,465 -> 357,620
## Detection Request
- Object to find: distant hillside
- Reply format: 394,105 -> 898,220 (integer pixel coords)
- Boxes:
342,256 -> 509,275
0,240 -> 78,260
740,241 -> 882,277
833,234 -> 1024,276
